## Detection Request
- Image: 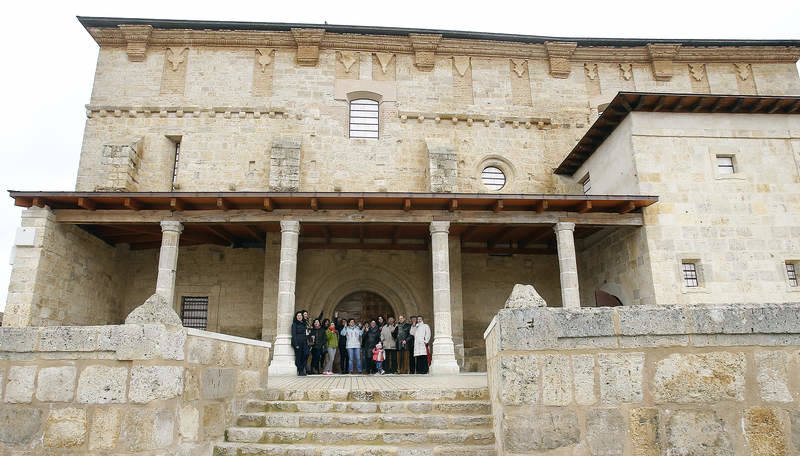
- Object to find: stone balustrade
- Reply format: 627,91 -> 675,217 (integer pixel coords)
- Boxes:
0,323 -> 270,454
485,293 -> 800,455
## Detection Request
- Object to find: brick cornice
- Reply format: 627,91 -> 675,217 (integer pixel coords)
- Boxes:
85,27 -> 800,64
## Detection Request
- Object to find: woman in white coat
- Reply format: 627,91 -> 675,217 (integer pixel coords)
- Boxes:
412,315 -> 431,374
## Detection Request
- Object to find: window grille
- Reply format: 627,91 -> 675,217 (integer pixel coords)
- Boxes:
349,99 -> 379,139
682,263 -> 699,287
581,173 -> 591,194
171,141 -> 181,190
717,156 -> 735,174
481,166 -> 506,191
787,263 -> 798,287
181,296 -> 208,329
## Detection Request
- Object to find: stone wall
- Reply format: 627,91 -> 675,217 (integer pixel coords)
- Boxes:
76,40 -> 800,194
4,207 -> 126,327
0,323 -> 269,455
485,301 -> 800,455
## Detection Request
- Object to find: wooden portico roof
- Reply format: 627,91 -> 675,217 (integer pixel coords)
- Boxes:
10,191 -> 658,253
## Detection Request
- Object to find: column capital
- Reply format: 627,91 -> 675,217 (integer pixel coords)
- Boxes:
554,221 -> 576,232
160,220 -> 184,233
430,220 -> 451,235
280,220 -> 300,233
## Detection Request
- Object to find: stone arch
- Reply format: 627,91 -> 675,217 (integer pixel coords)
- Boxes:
306,264 -> 423,323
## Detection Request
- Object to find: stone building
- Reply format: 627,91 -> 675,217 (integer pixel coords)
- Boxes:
2,16 -> 800,456
4,17 -> 800,375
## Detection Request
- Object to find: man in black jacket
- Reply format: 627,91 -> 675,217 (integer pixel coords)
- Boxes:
364,320 -> 381,374
407,316 -> 417,374
336,315 -> 349,374
396,315 -> 412,373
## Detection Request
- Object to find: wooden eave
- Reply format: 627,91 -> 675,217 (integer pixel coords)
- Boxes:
554,92 -> 800,176
10,191 -> 656,214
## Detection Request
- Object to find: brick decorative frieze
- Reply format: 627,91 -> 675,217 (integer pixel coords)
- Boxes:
117,24 -> 152,62
291,28 -> 325,66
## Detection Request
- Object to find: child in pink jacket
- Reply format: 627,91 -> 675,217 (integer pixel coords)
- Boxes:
372,342 -> 386,374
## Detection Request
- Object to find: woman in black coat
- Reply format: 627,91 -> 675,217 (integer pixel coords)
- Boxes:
291,311 -> 309,376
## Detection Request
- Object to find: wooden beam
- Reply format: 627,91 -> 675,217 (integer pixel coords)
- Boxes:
123,198 -> 141,211
460,225 -> 480,242
535,200 -> 548,214
488,226 -> 517,248
633,94 -> 649,109
77,197 -> 96,211
263,198 -> 273,212
321,225 -> 331,243
359,225 -> 365,244
577,201 -> 592,214
242,225 -> 264,242
299,242 -> 427,251
449,199 -> 458,212
358,198 -> 365,211
527,226 -> 555,243
461,246 -> 554,255
709,97 -> 725,113
170,198 -> 184,212
652,97 -> 666,112
403,199 -> 411,211
730,98 -> 746,113
768,99 -> 785,114
618,201 -> 637,214
205,225 -> 235,245
216,198 -> 230,211
690,99 -> 706,112
787,100 -> 800,114
14,197 -> 32,208
54,209 -> 647,226
310,198 -> 319,211
391,225 -> 400,244
493,200 -> 504,213
31,197 -> 46,208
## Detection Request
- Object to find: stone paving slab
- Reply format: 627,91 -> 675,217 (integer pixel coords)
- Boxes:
266,373 -> 487,392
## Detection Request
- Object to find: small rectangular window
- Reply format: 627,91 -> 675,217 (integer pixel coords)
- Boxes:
181,296 -> 209,329
787,262 -> 798,287
580,173 -> 591,194
171,141 -> 181,190
717,155 -> 735,174
349,99 -> 379,139
682,262 -> 699,287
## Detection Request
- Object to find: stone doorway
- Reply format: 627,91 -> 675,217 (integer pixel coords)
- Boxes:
334,291 -> 395,324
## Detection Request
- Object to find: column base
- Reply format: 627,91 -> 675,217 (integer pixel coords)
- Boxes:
429,359 -> 460,376
267,356 -> 298,376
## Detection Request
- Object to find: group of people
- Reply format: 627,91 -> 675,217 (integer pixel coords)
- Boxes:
290,310 -> 432,376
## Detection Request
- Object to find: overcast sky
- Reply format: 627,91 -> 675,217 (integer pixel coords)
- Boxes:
1,0 -> 798,312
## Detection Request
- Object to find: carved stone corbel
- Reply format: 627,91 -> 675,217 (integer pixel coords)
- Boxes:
544,41 -> 577,78
409,34 -> 442,71
118,24 -> 153,62
647,43 -> 681,81
291,28 -> 325,66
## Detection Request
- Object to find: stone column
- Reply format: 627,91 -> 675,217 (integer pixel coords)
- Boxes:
268,220 -> 300,376
429,221 -> 460,375
155,221 -> 183,307
554,222 -> 580,309
448,235 -> 465,368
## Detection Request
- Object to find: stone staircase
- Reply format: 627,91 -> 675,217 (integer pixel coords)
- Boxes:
214,385 -> 496,456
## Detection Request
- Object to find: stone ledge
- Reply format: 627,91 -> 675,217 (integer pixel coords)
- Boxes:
186,328 -> 271,348
488,303 -> 800,350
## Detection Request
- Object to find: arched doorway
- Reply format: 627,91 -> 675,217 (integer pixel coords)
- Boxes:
334,291 -> 395,324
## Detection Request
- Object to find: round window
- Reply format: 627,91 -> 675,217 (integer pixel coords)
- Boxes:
481,166 -> 506,191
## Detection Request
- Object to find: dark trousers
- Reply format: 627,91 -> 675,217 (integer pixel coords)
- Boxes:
397,347 -> 407,373
365,345 -> 376,373
311,347 -> 323,373
408,347 -> 417,374
385,349 -> 397,373
294,343 -> 308,374
338,345 -> 349,373
415,355 -> 429,374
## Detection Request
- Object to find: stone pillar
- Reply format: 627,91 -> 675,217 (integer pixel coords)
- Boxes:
429,221 -> 460,375
554,222 -> 580,309
155,221 -> 183,307
268,220 -> 300,376
448,235 -> 465,368
261,232 -> 281,344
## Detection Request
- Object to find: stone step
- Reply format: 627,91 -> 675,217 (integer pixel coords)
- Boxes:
213,443 -> 497,456
260,388 -> 489,402
237,412 -> 492,429
224,427 -> 495,445
246,400 -> 492,415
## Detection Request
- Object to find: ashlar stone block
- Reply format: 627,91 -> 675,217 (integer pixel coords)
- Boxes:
129,365 -> 184,403
653,352 -> 745,403
744,407 -> 789,456
4,365 -> 36,403
36,366 -> 77,402
124,407 -> 175,451
89,407 -> 123,450
499,354 -> 539,405
598,352 -> 644,403
629,408 -> 661,456
77,365 -> 128,404
572,354 -> 596,405
665,410 -> 733,456
541,354 -> 571,405
44,407 -> 87,448
755,350 -> 793,402
503,409 -> 580,452
0,406 -> 42,445
586,409 -> 625,456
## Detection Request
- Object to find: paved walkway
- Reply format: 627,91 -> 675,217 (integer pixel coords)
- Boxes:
267,373 -> 488,391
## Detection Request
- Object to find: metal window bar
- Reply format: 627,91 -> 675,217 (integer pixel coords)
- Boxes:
181,296 -> 209,329
682,263 -> 699,287
582,175 -> 592,194
349,99 -> 379,139
171,142 -> 181,190
787,263 -> 798,287
481,166 -> 506,190
717,156 -> 735,174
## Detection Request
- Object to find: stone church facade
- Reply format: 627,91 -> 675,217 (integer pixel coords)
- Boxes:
4,17 -> 800,375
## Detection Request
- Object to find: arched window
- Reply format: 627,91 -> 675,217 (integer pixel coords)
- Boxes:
349,98 -> 379,139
